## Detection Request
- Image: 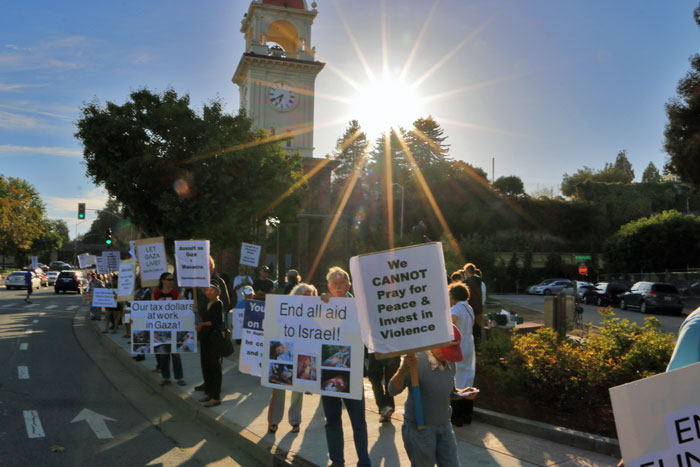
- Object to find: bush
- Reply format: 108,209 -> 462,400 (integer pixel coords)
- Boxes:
475,310 -> 675,436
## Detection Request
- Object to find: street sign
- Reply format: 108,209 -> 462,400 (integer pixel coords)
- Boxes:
579,265 -> 588,275
575,255 -> 591,261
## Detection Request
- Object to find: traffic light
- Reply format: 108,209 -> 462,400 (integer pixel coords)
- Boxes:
105,228 -> 113,245
78,203 -> 85,219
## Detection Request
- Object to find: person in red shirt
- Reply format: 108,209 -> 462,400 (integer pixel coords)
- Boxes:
153,272 -> 186,386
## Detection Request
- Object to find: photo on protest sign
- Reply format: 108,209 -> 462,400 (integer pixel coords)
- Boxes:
117,260 -> 136,301
174,240 -> 210,287
239,300 -> 265,376
349,242 -> 453,356
240,242 -> 261,267
129,300 -> 196,354
610,362 -> 700,466
261,294 -> 364,399
102,251 -> 121,272
95,256 -> 109,275
91,288 -> 117,308
134,237 -> 167,287
78,253 -> 96,269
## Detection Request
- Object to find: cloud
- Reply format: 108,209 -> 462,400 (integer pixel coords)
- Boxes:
0,110 -> 43,129
0,102 -> 74,122
0,145 -> 82,157
0,35 -> 95,73
0,83 -> 47,92
45,187 -> 109,214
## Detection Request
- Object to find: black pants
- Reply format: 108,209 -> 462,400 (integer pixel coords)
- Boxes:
450,398 -> 473,423
200,339 -> 222,400
367,353 -> 400,411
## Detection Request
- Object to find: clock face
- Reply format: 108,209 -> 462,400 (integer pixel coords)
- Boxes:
268,82 -> 298,111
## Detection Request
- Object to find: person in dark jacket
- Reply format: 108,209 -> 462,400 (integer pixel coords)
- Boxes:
196,256 -> 231,325
462,263 -> 483,348
196,283 -> 224,407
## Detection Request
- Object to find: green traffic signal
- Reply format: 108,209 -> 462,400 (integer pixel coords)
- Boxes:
78,203 -> 86,219
105,239 -> 112,245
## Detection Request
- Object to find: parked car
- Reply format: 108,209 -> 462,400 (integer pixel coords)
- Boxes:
47,271 -> 60,286
620,282 -> 684,315
54,270 -> 87,294
49,261 -> 67,270
563,281 -> 595,298
528,279 -> 571,295
583,282 -> 629,307
5,271 -> 41,290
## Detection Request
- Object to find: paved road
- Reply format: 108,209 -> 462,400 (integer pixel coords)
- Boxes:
491,293 -> 689,335
0,286 -> 261,466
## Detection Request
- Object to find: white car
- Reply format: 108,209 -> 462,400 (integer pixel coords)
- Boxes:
527,279 -> 572,295
47,271 -> 60,286
5,271 -> 41,290
563,281 -> 595,298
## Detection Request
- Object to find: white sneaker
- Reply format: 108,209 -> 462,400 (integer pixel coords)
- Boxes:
379,406 -> 394,422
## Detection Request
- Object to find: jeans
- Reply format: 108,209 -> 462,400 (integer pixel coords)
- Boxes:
401,421 -> 459,467
367,354 -> 400,411
157,354 -> 183,380
321,395 -> 370,466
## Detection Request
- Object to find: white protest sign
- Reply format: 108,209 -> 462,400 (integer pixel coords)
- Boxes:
78,253 -> 96,269
261,294 -> 364,399
174,240 -> 210,288
117,260 -> 136,302
95,256 -> 109,275
91,288 -> 117,308
239,300 -> 265,376
349,242 -> 453,355
31,256 -> 38,269
610,362 -> 700,466
130,300 -> 197,354
102,251 -> 121,272
240,242 -> 261,267
134,237 -> 167,287
129,240 -> 136,259
231,301 -> 245,339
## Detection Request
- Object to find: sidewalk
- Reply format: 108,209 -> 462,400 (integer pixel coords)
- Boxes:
88,312 -> 619,466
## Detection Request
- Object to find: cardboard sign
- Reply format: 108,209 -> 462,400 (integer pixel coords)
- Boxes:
130,300 -> 197,354
134,237 -> 167,287
117,260 -> 136,302
349,242 -> 453,356
610,362 -> 700,466
261,294 -> 364,400
78,253 -> 96,269
239,300 -> 265,376
232,301 -> 245,339
91,288 -> 117,308
31,256 -> 38,270
240,242 -> 261,267
95,256 -> 109,275
174,240 -> 210,288
102,251 -> 121,273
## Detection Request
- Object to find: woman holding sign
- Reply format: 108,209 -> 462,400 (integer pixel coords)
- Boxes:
449,282 -> 476,426
153,272 -> 186,387
197,283 -> 225,407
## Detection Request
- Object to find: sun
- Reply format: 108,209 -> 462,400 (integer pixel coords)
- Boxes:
348,74 -> 424,138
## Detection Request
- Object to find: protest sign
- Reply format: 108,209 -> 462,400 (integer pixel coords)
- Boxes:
349,242 -> 453,356
134,237 -> 167,287
130,300 -> 196,354
78,253 -> 96,269
92,288 -> 117,308
232,300 -> 245,339
240,242 -> 261,267
102,251 -> 121,272
129,240 -> 136,259
174,240 -> 210,287
95,256 -> 109,275
31,256 -> 38,269
261,294 -> 364,399
239,300 -> 265,376
117,260 -> 136,301
610,362 -> 700,466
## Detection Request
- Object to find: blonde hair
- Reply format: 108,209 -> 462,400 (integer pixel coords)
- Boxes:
326,266 -> 351,285
291,283 -> 318,296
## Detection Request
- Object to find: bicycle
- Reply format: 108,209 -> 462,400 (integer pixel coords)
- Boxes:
574,297 -> 584,328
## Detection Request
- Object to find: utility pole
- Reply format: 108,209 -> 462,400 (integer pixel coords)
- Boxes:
492,157 -> 495,185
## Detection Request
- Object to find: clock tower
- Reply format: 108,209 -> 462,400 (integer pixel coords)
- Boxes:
233,0 -> 324,158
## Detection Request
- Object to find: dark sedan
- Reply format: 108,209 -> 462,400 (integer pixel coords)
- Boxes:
583,282 -> 629,307
619,282 -> 683,315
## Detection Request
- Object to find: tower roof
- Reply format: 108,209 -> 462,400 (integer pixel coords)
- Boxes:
262,0 -> 306,9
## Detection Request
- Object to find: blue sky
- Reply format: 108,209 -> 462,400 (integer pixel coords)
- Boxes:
1,0 -> 698,237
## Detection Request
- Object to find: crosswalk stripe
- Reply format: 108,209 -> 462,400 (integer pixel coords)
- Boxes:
1,303 -> 12,308
23,410 -> 45,438
25,304 -> 38,308
20,343 -> 28,350
45,305 -> 56,309
18,366 -> 29,379
32,319 -> 38,324
25,329 -> 32,334
39,312 -> 46,316
67,306 -> 78,310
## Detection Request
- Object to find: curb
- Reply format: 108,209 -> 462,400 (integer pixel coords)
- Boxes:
473,408 -> 621,457
81,311 -> 314,467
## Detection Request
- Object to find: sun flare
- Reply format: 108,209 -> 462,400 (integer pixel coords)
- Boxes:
348,75 -> 424,138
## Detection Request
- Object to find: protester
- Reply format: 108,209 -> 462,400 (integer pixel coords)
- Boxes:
253,277 -> 275,301
449,282 -> 476,426
196,283 -> 225,407
389,328 -> 477,467
475,268 -> 486,306
284,269 -> 300,294
254,265 -> 277,290
232,265 -> 253,304
24,269 -> 33,303
462,263 -> 483,347
320,266 -> 371,467
667,306 -> 700,370
266,282 -> 315,434
367,339 -> 400,422
153,272 -> 186,387
103,275 -> 121,334
87,271 -> 105,321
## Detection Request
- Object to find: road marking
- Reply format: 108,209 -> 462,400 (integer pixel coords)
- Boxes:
20,343 -> 28,350
25,329 -> 32,334
45,305 -> 56,309
18,366 -> 29,379
67,306 -> 78,310
23,410 -> 45,438
1,303 -> 12,308
39,312 -> 46,316
25,304 -> 38,308
32,319 -> 38,324
71,409 -> 116,439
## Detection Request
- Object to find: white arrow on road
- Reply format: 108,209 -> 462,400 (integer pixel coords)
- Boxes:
71,408 -> 116,439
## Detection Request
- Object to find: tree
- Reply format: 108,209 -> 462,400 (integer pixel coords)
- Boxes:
332,120 -> 369,183
0,176 -> 45,263
561,167 -> 596,197
664,4 -> 700,187
612,150 -> 635,183
75,88 -> 303,248
30,220 -> 65,260
404,116 -> 450,168
641,162 -> 662,184
493,175 -> 525,196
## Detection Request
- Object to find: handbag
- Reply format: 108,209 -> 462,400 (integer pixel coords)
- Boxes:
211,327 -> 235,358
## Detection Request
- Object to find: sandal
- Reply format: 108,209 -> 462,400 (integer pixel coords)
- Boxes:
291,425 -> 300,433
177,380 -> 186,386
199,396 -> 212,402
267,424 -> 278,434
203,400 -> 221,407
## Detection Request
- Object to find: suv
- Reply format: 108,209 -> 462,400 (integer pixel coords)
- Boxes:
54,270 -> 87,294
620,282 -> 683,315
583,282 -> 628,307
